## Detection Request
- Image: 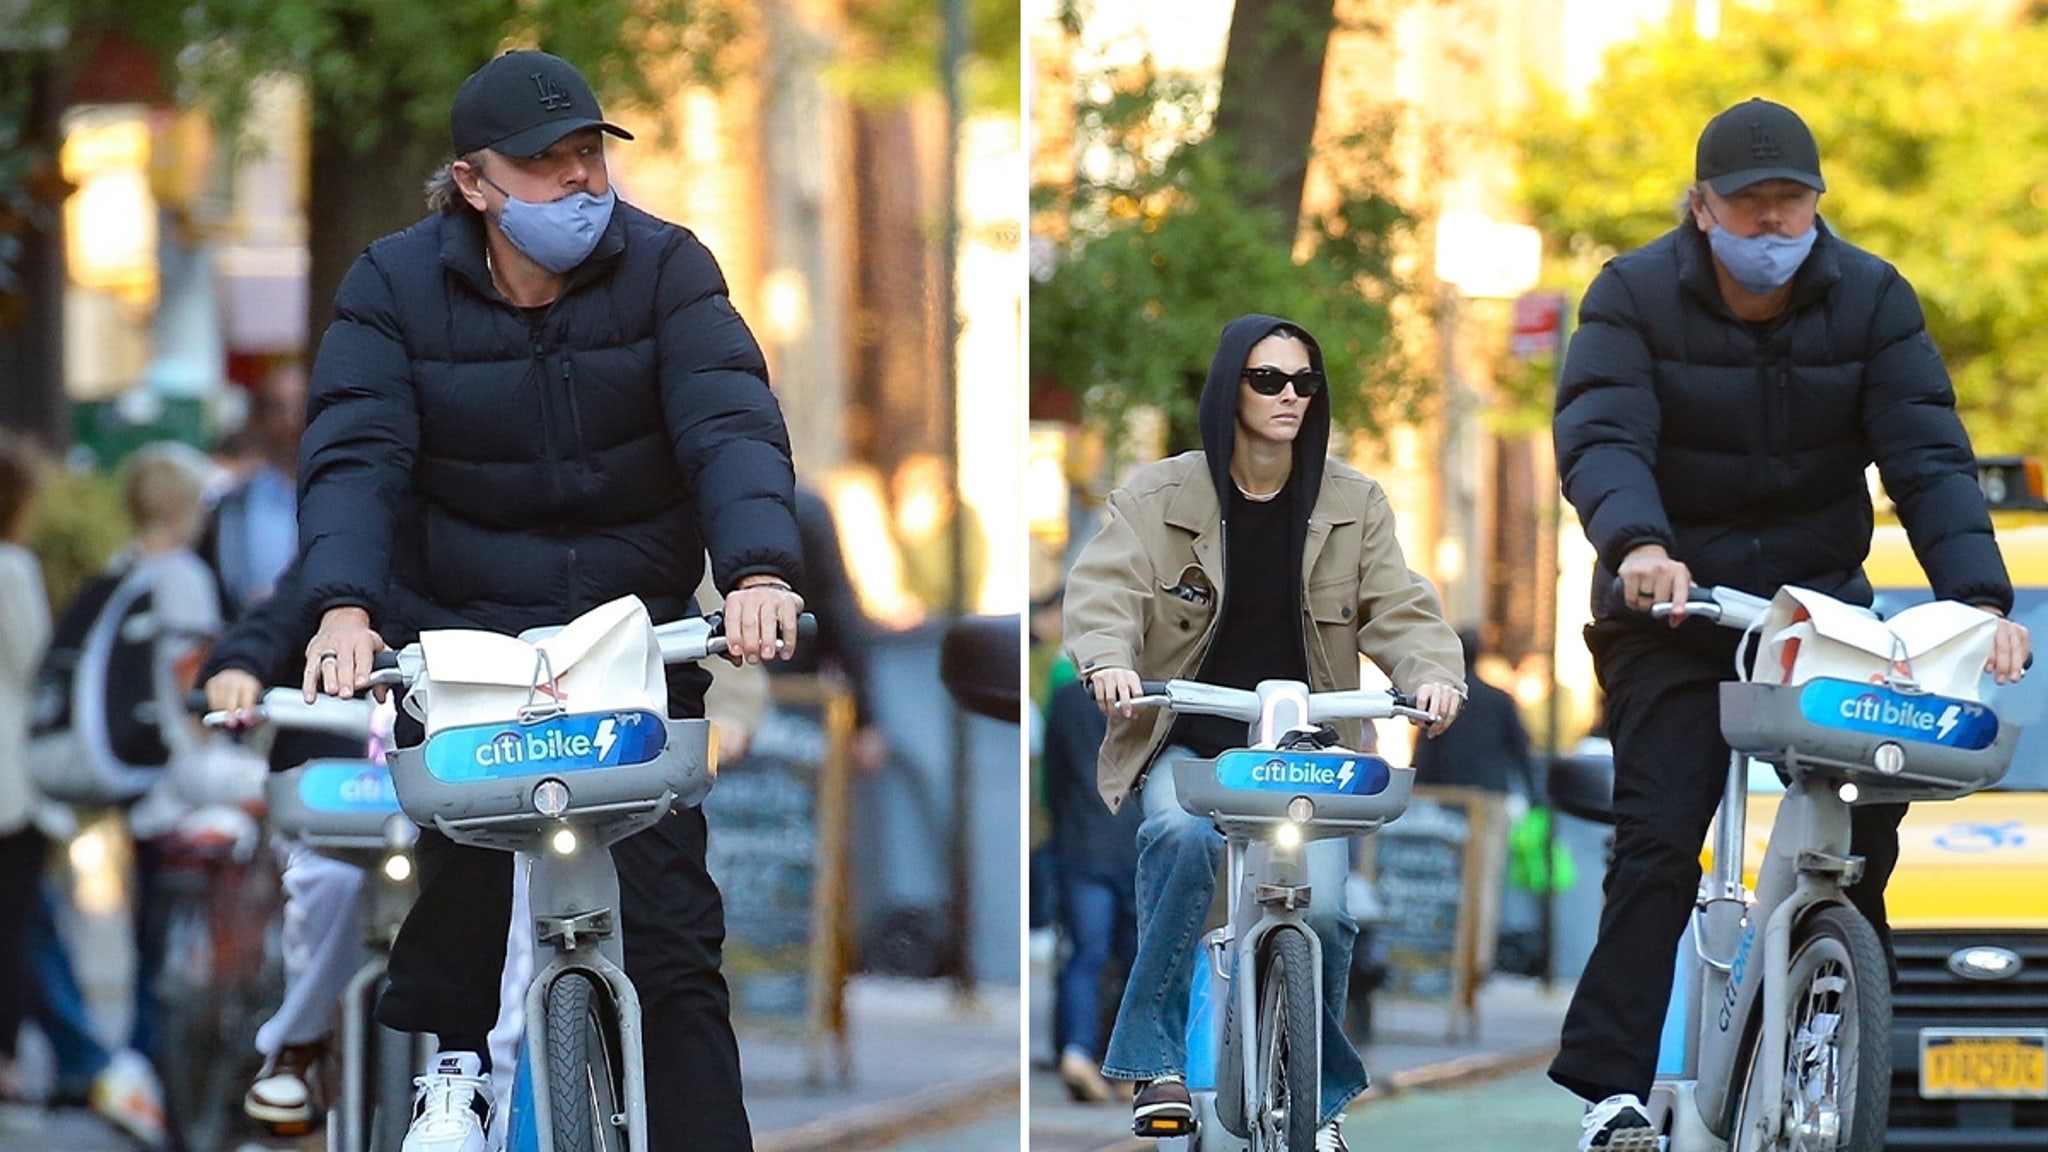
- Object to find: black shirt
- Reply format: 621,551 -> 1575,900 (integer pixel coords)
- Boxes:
1167,486 -> 1309,756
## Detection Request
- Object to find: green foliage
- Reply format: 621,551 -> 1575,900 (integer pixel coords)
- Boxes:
1515,0 -> 2048,450
1032,62 -> 1422,449
29,464 -> 125,614
41,0 -> 745,152
837,0 -> 1024,115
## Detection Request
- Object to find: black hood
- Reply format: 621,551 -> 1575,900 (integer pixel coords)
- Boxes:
1197,313 -> 1332,527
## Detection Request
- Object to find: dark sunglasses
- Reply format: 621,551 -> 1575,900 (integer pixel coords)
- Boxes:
1242,366 -> 1325,397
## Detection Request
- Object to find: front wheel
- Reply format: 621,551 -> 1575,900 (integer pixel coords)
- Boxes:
1731,905 -> 1891,1152
543,971 -> 627,1152
1253,927 -> 1319,1152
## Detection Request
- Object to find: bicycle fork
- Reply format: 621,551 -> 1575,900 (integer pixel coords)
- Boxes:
1214,836 -> 1324,1151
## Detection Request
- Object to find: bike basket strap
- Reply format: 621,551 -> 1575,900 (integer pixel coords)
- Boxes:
421,709 -> 669,783
1720,681 -> 2017,802
1214,750 -> 1393,796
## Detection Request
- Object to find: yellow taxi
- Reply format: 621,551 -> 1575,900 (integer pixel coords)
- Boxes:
1740,457 -> 2048,1149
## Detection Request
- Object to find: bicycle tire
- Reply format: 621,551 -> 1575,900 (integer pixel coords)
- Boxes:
1254,927 -> 1319,1152
152,854 -> 285,1152
1730,904 -> 1891,1152
1216,951 -> 1247,1138
544,971 -> 626,1152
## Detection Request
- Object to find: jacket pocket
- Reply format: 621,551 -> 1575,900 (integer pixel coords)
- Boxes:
1158,564 -> 1215,637
1306,576 -> 1356,625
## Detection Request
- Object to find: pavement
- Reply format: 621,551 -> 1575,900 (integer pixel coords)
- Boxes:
1027,938 -> 1574,1152
7,873 -> 1020,1152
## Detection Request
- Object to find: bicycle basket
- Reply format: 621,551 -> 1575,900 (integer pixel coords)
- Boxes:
384,710 -> 713,852
264,760 -> 404,850
1719,680 -> 2017,803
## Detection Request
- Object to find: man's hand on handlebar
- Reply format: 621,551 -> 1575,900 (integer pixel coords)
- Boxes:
303,606 -> 390,703
1987,611 -> 2032,685
723,578 -> 805,666
206,668 -> 264,729
1619,543 -> 1693,626
1413,682 -> 1463,737
1088,668 -> 1145,719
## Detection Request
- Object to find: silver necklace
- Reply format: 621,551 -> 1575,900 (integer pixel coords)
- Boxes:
1233,478 -> 1282,502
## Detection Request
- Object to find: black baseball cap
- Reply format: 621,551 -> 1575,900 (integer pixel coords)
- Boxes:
450,50 -> 634,158
1695,98 -> 1825,196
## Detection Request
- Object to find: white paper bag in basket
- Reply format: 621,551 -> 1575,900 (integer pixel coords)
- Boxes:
404,595 -> 668,737
1753,586 -> 1999,701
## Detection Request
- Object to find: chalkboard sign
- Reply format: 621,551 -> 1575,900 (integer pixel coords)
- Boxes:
701,678 -> 855,1085
1370,786 -> 1505,1037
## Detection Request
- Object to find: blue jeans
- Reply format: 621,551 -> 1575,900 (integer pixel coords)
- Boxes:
1054,865 -> 1137,1059
28,879 -> 112,1096
1101,750 -> 1368,1126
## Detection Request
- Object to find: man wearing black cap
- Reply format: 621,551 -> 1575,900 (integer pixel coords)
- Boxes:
294,49 -> 803,1152
1550,97 -> 2030,1150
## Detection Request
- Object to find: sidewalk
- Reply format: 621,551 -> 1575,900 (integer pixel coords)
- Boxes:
1027,954 -> 1571,1152
743,976 -> 1021,1152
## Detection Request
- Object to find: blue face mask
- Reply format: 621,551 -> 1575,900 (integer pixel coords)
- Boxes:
481,174 -> 615,275
1705,218 -> 1817,295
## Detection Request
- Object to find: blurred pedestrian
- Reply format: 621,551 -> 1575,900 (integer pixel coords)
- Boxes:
888,452 -> 987,619
0,430 -> 50,1105
772,485 -> 885,770
1411,629 -> 1535,798
1066,314 -> 1466,1150
293,49 -> 802,1152
1041,676 -> 1139,1103
1549,96 -> 2028,1151
202,361 -> 307,614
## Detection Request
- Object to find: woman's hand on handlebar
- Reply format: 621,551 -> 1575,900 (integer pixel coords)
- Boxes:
303,606 -> 389,703
1087,668 -> 1145,719
1413,682 -> 1464,737
205,668 -> 264,729
1619,543 -> 1693,625
723,579 -> 804,665
1987,611 -> 2032,685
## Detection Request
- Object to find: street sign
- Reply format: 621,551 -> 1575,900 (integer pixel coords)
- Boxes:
1511,292 -> 1569,359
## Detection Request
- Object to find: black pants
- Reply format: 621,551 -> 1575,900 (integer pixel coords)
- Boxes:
1548,623 -> 1906,1103
376,805 -> 752,1152
0,826 -> 45,1061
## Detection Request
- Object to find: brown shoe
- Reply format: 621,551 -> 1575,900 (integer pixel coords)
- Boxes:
1132,1075 -> 1194,1137
244,1040 -> 329,1136
1057,1050 -> 1114,1103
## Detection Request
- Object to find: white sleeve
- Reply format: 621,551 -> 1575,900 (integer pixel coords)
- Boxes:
0,546 -> 51,689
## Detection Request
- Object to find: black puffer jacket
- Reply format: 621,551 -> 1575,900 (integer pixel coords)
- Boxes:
1555,220 -> 2010,622
297,204 -> 803,684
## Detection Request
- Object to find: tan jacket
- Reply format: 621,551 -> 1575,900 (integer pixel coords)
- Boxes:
1065,452 -> 1464,810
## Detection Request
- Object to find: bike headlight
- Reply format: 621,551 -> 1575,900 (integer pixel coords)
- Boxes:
532,778 -> 571,817
550,827 -> 579,856
382,852 -> 413,883
1275,821 -> 1302,850
1837,781 -> 1860,803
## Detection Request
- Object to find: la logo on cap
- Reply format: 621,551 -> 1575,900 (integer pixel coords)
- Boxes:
533,72 -> 572,111
1748,122 -> 1781,161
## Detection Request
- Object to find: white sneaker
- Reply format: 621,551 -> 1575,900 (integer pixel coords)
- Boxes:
1316,1115 -> 1349,1152
1579,1093 -> 1658,1152
90,1049 -> 168,1149
402,1052 -> 491,1152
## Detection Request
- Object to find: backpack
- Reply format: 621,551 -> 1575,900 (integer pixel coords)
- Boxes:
28,566 -> 173,804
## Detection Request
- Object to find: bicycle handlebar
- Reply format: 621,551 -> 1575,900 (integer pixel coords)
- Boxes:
197,689 -> 379,736
359,612 -> 818,694
1127,678 -> 1439,726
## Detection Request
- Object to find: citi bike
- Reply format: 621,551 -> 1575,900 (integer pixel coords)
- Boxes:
199,691 -> 423,1152
357,607 -> 811,1152
1127,677 -> 1437,1152
1572,587 -> 2018,1152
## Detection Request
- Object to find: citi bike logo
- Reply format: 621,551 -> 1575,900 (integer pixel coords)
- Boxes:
1216,751 -> 1390,796
424,710 -> 666,783
474,718 -> 620,769
299,762 -> 400,813
1717,922 -> 1758,1033
1797,680 -> 1997,750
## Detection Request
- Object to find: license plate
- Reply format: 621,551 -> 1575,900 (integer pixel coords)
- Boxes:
1919,1029 -> 2048,1098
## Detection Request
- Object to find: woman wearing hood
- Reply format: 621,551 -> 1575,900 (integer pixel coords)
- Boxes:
1064,315 -> 1467,1148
